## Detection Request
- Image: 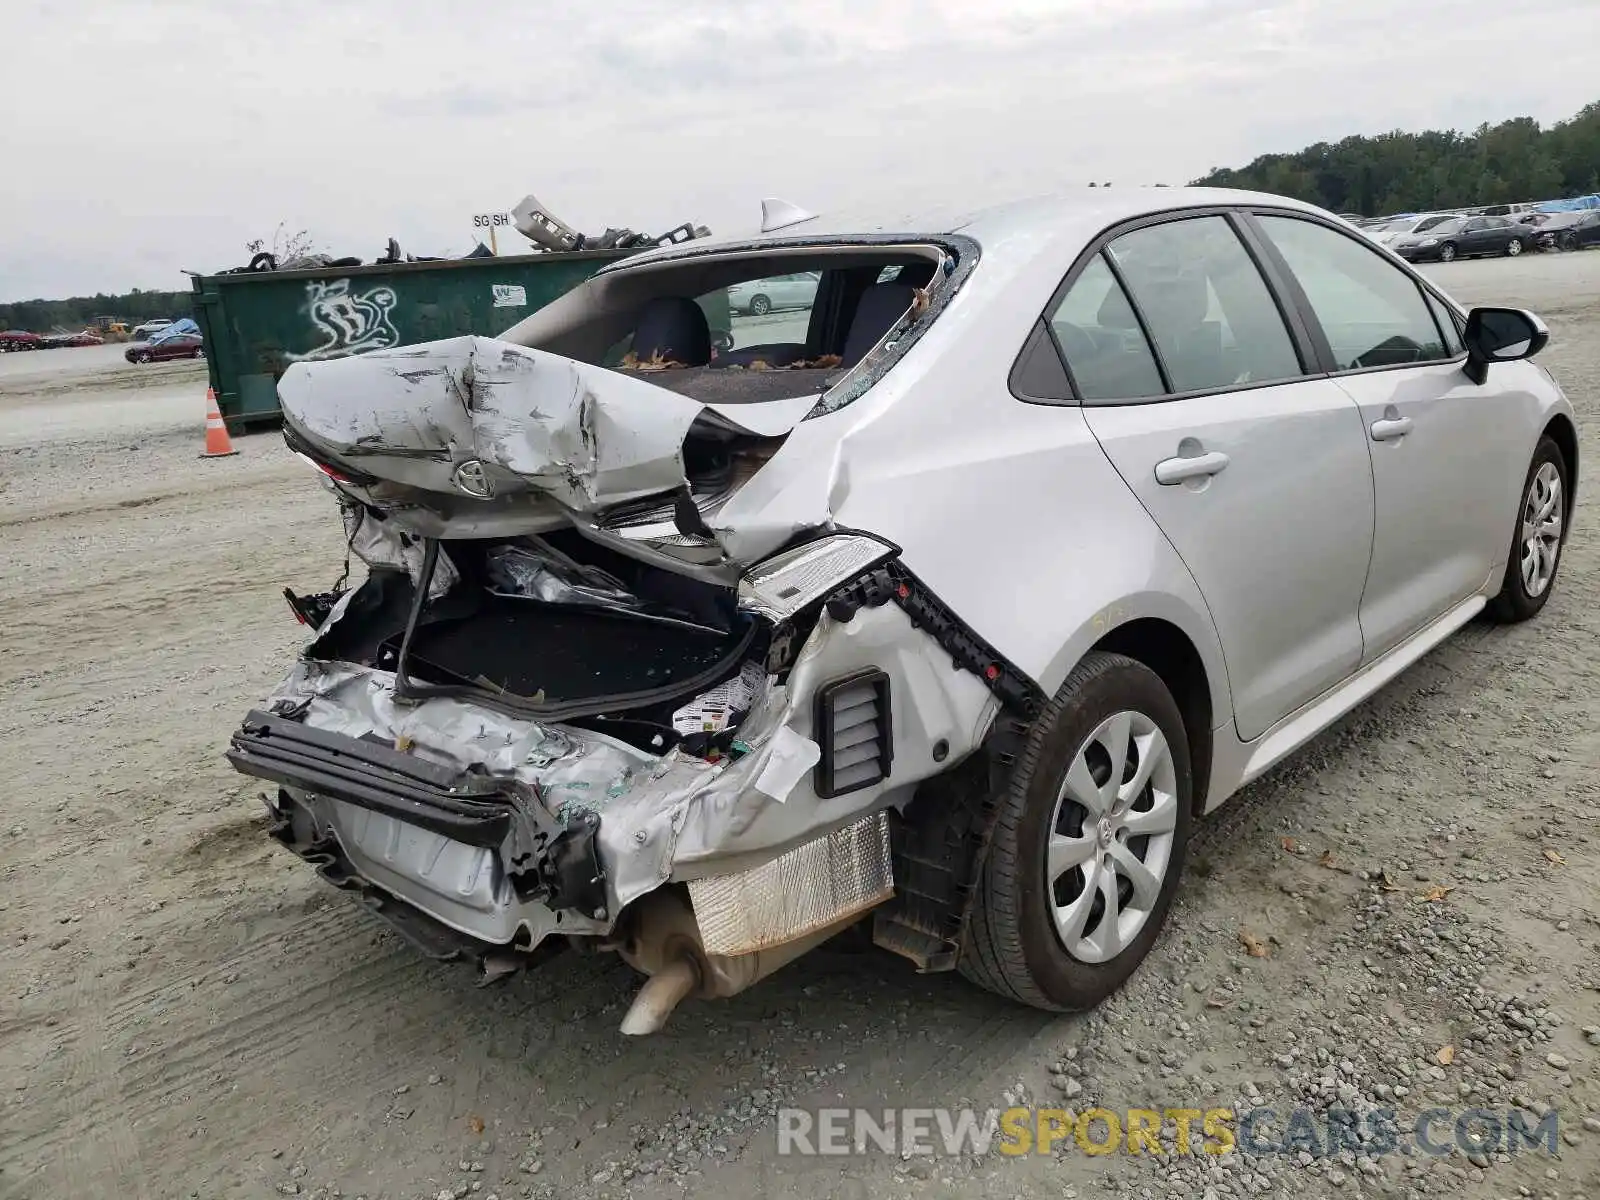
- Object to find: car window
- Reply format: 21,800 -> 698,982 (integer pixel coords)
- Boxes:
1105,215 -> 1304,393
1045,254 -> 1165,402
1423,292 -> 1464,356
1256,215 -> 1450,370
720,271 -> 821,347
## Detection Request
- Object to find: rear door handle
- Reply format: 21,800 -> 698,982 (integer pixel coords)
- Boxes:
1370,416 -> 1414,442
1154,450 -> 1230,485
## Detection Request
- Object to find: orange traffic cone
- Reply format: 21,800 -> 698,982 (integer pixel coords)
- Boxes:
200,388 -> 238,458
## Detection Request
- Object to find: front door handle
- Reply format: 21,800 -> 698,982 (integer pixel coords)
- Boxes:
1370,416 -> 1414,442
1154,449 -> 1230,485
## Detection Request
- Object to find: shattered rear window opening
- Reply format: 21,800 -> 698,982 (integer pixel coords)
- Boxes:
499,236 -> 980,416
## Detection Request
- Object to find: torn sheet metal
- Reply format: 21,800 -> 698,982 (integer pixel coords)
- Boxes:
257,597 -> 993,942
277,336 -> 818,519
341,495 -> 458,599
263,658 -> 811,917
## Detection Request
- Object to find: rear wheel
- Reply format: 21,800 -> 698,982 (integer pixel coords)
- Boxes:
960,652 -> 1193,1011
1488,436 -> 1569,623
193,347 -> 205,359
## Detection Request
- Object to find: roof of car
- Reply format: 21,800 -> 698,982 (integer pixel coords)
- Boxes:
613,187 -> 1331,270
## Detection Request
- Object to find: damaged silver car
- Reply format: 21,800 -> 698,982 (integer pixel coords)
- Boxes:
230,189 -> 1578,1033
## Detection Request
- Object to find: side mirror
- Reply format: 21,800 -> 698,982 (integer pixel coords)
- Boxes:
1462,307 -> 1548,384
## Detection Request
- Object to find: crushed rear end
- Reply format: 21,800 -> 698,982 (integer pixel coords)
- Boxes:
227,238 -> 1017,1031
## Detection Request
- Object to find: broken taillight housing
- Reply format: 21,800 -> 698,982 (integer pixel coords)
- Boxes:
737,534 -> 898,622
291,449 -> 350,483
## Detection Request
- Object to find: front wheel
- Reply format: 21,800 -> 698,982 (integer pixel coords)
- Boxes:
136,352 -> 151,364
960,652 -> 1193,1011
1488,436 -> 1569,623
1438,243 -> 1458,262
1506,238 -> 1524,257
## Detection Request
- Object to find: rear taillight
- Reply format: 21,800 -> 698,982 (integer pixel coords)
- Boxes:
291,450 -> 350,483
813,669 -> 893,798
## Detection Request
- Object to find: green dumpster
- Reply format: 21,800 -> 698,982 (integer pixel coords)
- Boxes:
189,250 -> 734,434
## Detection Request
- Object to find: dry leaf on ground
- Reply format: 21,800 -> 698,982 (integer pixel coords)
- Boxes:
1420,884 -> 1456,903
1239,929 -> 1270,959
1281,836 -> 1299,854
1317,849 -> 1351,872
1436,1045 -> 1456,1066
1543,848 -> 1566,866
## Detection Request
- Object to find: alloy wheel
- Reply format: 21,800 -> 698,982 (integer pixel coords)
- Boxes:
1507,238 -> 1523,256
1440,244 -> 1457,262
1045,710 -> 1179,964
1520,461 -> 1563,598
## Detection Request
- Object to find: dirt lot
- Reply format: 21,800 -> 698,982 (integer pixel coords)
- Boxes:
2,254 -> 1597,1200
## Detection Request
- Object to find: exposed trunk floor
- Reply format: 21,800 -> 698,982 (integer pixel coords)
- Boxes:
397,598 -> 747,703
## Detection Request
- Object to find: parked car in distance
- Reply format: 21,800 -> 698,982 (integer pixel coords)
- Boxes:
1363,213 -> 1455,247
130,319 -> 174,342
727,271 -> 820,315
1391,215 -> 1533,262
0,330 -> 42,352
124,332 -> 203,362
234,187 -> 1577,1033
1535,211 -> 1600,251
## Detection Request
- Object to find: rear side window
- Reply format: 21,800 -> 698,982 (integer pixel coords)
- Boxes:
1045,255 -> 1165,402
1107,215 -> 1304,394
1257,215 -> 1451,370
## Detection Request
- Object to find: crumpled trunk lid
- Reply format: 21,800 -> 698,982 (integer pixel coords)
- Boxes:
277,336 -> 818,539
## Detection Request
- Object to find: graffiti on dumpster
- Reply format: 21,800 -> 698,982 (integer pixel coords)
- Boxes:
288,280 -> 401,361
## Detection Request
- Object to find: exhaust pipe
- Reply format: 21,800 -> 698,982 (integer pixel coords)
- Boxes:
616,889 -> 853,1035
619,958 -> 698,1036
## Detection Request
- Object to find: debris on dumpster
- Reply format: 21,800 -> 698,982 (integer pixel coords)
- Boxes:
510,193 -> 710,253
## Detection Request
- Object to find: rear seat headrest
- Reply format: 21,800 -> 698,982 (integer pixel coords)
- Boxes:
842,282 -> 917,368
632,296 -> 711,366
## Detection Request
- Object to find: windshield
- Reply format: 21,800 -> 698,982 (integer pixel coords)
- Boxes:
1423,218 -> 1465,236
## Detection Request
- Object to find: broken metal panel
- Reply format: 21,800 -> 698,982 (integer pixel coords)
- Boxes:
340,494 -> 458,600
278,336 -> 708,510
256,590 -> 993,927
279,337 -> 826,516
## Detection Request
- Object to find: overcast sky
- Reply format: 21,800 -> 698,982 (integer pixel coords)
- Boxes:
3,0 -> 1598,302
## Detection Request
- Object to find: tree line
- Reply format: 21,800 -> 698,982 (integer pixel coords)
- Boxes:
1195,100 -> 1600,217
0,287 -> 193,334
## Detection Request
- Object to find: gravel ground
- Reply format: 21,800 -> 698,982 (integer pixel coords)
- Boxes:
0,253 -> 1596,1200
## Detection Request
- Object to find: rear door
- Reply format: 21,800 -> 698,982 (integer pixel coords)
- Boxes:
1249,211 -> 1525,660
1061,212 -> 1377,741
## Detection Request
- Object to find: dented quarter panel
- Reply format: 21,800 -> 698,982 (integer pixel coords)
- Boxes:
657,603 -> 999,880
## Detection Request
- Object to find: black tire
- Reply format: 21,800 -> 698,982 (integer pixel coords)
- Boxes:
960,652 -> 1194,1011
1506,238 -> 1524,257
1438,243 -> 1458,262
1488,437 -> 1570,623
749,294 -> 772,316
136,352 -> 151,364
193,347 -> 205,359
